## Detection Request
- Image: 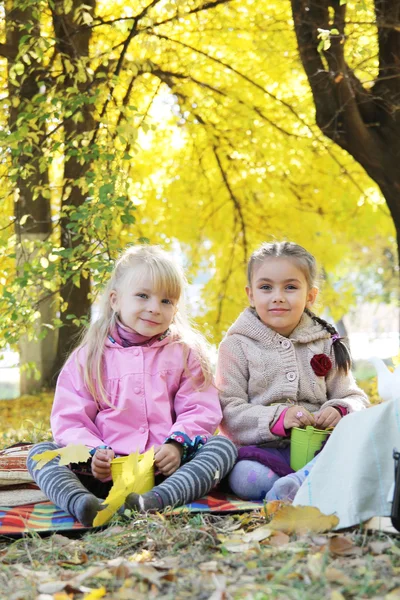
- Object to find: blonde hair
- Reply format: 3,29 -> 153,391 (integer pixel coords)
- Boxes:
76,245 -> 214,406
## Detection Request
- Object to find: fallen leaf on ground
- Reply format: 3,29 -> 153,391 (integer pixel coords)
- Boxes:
262,500 -> 284,517
58,551 -> 88,566
83,588 -> 106,600
386,589 -> 400,599
325,567 -> 354,586
222,541 -> 253,553
268,531 -> 290,547
199,561 -> 219,572
329,536 -> 362,556
307,553 -> 324,580
268,505 -> 339,534
331,592 -> 346,600
242,525 -> 272,543
369,540 -> 393,555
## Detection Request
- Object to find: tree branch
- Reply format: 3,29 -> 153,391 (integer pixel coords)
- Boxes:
212,145 -> 248,264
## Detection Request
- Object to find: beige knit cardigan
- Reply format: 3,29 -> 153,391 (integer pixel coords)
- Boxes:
216,308 -> 369,447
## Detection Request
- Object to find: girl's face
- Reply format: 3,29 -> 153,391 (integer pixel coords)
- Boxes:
246,257 -> 318,337
110,272 -> 178,336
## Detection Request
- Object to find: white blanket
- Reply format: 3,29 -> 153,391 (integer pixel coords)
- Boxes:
293,398 -> 400,529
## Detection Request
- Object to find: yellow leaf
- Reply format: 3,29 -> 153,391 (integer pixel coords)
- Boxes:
242,525 -> 272,543
32,444 -> 91,469
83,588 -> 106,600
93,447 -> 155,527
268,505 -> 339,534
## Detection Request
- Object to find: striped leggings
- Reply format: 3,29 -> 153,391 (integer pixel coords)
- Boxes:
26,436 -> 237,523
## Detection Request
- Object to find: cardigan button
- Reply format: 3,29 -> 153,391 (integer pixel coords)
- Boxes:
134,349 -> 140,356
134,387 -> 141,394
282,340 -> 291,349
286,371 -> 296,382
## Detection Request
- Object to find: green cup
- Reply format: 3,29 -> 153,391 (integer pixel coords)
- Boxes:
290,425 -> 331,471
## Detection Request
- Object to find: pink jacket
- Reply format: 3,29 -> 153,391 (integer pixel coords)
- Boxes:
51,334 -> 222,456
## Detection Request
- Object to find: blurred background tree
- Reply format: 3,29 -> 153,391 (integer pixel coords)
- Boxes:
0,0 -> 396,392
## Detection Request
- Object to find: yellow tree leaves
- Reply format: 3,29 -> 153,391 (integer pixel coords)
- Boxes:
1,0 -> 395,362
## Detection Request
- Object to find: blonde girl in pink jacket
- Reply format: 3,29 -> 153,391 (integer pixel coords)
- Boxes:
27,246 -> 236,526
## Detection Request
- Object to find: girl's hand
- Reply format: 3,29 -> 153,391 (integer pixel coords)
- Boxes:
314,406 -> 341,429
154,442 -> 183,476
91,448 -> 115,481
283,405 -> 316,430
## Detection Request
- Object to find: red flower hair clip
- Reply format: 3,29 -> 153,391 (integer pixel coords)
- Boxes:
311,353 -> 332,377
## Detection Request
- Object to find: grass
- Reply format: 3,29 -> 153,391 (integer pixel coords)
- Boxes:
0,389 -> 399,599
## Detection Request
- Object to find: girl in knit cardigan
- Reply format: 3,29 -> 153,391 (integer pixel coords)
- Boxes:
216,241 -> 368,502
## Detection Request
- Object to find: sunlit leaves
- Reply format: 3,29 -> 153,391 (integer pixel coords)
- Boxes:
0,0 -> 394,357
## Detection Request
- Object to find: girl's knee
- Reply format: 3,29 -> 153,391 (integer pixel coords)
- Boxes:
228,460 -> 279,501
205,435 -> 238,457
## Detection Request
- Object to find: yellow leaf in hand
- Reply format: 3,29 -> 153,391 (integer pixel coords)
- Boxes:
31,444 -> 91,469
31,448 -> 60,469
93,447 -> 155,527
268,505 -> 339,534
135,447 -> 155,494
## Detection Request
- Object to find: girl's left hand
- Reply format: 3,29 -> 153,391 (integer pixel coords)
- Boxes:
314,406 -> 341,429
91,448 -> 115,481
154,442 -> 183,476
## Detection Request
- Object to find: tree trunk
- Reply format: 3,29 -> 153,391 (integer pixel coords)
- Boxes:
290,0 -> 400,262
50,0 -> 96,379
6,1 -> 56,393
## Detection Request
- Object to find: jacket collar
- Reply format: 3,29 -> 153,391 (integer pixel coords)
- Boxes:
225,307 -> 331,345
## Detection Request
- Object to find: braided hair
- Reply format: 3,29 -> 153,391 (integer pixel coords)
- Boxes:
248,241 -> 352,374
304,308 -> 351,374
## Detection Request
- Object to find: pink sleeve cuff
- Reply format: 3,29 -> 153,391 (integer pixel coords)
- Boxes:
335,405 -> 348,416
271,407 -> 290,437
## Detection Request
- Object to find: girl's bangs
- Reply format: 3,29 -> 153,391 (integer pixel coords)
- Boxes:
124,260 -> 183,300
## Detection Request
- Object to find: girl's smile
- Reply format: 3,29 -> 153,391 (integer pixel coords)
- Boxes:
110,275 -> 177,337
245,257 -> 318,337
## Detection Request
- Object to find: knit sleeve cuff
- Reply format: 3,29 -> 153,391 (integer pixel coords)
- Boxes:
333,405 -> 348,417
270,408 -> 290,437
164,431 -> 208,463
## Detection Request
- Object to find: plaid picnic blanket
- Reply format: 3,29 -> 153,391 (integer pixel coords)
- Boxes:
0,492 -> 263,536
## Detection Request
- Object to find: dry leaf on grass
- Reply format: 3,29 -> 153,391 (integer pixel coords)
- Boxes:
242,525 -> 272,543
307,553 -> 324,580
268,531 -> 290,547
261,500 -> 285,517
268,505 -> 339,534
199,561 -> 220,572
329,536 -> 363,557
325,567 -> 354,586
369,540 -> 393,555
82,588 -> 106,600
